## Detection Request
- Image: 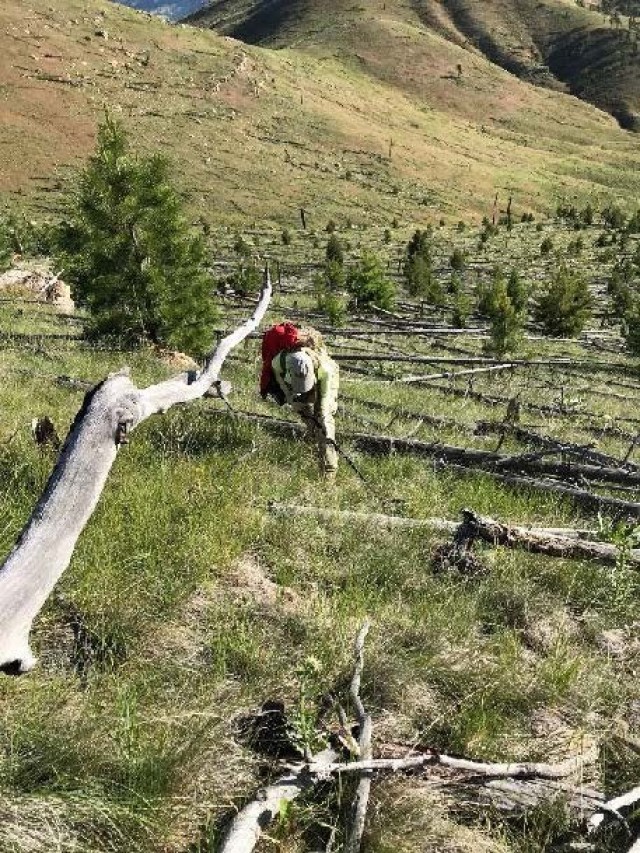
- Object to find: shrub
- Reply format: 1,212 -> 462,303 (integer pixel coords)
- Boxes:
403,229 -> 443,303
540,236 -> 554,256
228,262 -> 262,297
281,228 -> 291,246
567,236 -> 584,256
452,291 -> 473,328
533,264 -> 593,336
450,248 -> 466,271
506,268 -> 528,315
346,252 -> 396,310
326,219 -> 337,233
581,203 -> 594,226
448,272 -> 462,296
602,203 -> 626,230
326,233 -> 344,266
478,268 -> 507,319
608,263 -> 635,320
484,278 -> 523,356
53,114 -> 217,355
316,286 -> 347,326
324,258 -> 346,291
233,234 -> 252,257
626,208 -> 640,234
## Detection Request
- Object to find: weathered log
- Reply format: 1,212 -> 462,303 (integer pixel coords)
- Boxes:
332,354 -> 632,373
398,363 -> 519,384
0,277 -> 272,674
443,461 -> 640,518
319,746 -> 597,780
426,381 -> 640,430
588,783 -> 640,834
476,421 -> 640,472
347,431 -> 640,488
211,410 -> 640,516
219,747 -> 338,853
268,504 -> 634,566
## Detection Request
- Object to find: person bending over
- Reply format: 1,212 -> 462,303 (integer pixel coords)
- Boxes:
272,344 -> 340,479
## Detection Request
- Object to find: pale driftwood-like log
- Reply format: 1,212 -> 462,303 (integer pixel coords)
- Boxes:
398,363 -> 519,384
268,504 -> 633,566
331,354 -> 630,373
345,620 -> 372,853
588,784 -> 640,834
0,276 -> 272,674
470,778 -> 603,816
348,431 -> 640,489
315,745 -> 597,780
219,747 -> 338,853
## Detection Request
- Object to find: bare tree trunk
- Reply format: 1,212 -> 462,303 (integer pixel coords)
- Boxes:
0,278 -> 272,674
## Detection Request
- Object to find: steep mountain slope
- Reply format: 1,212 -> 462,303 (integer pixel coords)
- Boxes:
2,0 -> 640,229
189,0 -> 640,130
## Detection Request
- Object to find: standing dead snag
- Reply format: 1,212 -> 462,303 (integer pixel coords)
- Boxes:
0,273 -> 272,675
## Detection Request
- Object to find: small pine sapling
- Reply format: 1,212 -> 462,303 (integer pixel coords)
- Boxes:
533,263 -> 593,337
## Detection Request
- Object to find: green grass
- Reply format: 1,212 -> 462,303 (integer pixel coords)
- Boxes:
3,215 -> 640,851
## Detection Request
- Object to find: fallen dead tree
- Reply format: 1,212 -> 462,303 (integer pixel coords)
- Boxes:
332,354 -> 632,373
347,430 -> 640,488
209,410 -> 640,517
268,504 -> 636,566
0,276 -> 272,675
476,420 -> 640,472
425,380 -> 640,431
219,622 -> 602,853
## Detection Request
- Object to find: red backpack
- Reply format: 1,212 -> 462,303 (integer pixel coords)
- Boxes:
260,322 -> 299,398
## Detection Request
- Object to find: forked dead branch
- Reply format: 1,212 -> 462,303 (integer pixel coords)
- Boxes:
219,622 -> 602,853
0,274 -> 272,675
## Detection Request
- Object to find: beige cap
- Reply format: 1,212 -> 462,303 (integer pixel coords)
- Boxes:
286,351 -> 315,395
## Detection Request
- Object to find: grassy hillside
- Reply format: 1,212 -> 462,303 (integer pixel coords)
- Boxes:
3,212 -> 640,851
190,0 -> 640,130
2,0 -> 640,233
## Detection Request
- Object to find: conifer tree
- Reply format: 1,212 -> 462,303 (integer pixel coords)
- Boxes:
533,264 -> 593,337
507,268 -> 528,315
346,252 -> 396,310
403,228 -> 443,302
54,114 -> 217,355
483,275 -> 523,355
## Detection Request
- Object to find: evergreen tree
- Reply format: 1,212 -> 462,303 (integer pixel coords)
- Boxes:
485,280 -> 522,356
449,247 -> 466,271
54,114 -> 217,355
533,264 -> 593,337
403,229 -> 442,302
326,233 -> 344,266
506,268 -> 528,315
346,252 -> 396,310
